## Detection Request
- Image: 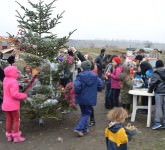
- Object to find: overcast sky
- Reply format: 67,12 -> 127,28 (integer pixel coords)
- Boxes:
0,0 -> 165,42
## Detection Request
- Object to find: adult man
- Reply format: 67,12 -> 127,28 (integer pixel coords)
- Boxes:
95,48 -> 106,78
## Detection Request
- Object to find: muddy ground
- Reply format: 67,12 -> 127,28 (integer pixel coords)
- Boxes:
0,92 -> 165,150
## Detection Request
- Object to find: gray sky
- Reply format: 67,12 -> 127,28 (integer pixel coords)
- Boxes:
0,0 -> 165,42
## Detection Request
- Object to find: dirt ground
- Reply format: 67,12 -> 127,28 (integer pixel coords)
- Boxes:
0,92 -> 165,150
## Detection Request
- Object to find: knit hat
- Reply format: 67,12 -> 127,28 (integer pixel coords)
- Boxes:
135,55 -> 143,61
81,60 -> 91,70
156,60 -> 164,68
112,57 -> 121,64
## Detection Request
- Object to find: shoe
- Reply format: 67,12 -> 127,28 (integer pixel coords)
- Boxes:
73,130 -> 84,137
161,124 -> 165,129
88,121 -> 96,127
12,131 -> 26,143
152,122 -> 162,130
83,129 -> 89,134
6,132 -> 12,142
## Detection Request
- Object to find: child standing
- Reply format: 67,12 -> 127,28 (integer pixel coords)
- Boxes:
109,57 -> 123,108
119,64 -> 133,114
2,66 -> 27,142
74,61 -> 103,136
105,107 -> 137,150
148,60 -> 165,129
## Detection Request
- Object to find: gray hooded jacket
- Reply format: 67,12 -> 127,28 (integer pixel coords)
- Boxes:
148,67 -> 165,94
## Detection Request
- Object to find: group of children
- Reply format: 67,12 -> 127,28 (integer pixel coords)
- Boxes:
73,49 -> 165,149
1,48 -> 165,150
73,59 -> 138,150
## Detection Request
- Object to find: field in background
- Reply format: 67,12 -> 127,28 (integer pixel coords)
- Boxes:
78,48 -> 127,57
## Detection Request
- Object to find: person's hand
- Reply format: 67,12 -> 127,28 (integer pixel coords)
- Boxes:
106,72 -> 111,76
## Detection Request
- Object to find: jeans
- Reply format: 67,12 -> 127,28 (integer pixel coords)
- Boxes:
155,94 -> 165,124
74,105 -> 92,133
5,111 -> 20,133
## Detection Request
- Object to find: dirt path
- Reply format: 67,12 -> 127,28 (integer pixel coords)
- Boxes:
0,92 -> 165,150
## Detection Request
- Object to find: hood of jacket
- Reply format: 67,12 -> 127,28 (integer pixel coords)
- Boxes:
154,67 -> 165,80
108,122 -> 123,133
79,70 -> 97,86
4,66 -> 19,79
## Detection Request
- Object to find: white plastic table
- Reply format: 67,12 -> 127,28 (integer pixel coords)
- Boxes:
129,89 -> 154,127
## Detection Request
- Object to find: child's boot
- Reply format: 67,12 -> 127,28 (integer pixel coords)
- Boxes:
5,132 -> 12,142
12,131 -> 26,143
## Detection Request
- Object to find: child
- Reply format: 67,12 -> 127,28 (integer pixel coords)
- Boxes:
105,107 -> 138,150
109,57 -> 123,108
2,66 -> 27,142
86,55 -> 97,127
148,60 -> 165,129
119,64 -> 133,114
74,60 -> 103,136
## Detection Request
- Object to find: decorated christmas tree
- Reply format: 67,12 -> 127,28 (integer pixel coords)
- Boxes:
12,0 -> 76,120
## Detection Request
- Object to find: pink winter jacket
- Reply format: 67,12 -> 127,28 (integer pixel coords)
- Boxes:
2,66 -> 27,111
110,65 -> 123,89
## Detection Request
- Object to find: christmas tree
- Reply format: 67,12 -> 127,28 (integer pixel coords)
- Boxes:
13,0 -> 76,120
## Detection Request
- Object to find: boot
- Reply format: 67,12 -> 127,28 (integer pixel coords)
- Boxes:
12,131 -> 26,143
6,132 -> 12,142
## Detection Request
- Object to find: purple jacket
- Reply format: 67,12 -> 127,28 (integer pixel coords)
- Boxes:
2,66 -> 27,111
110,66 -> 123,89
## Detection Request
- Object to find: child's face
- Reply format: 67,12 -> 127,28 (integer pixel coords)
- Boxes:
112,60 -> 117,67
25,66 -> 31,73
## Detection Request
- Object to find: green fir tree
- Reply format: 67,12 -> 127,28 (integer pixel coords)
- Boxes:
13,0 -> 76,120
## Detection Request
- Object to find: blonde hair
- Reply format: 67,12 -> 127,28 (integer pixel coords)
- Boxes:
107,107 -> 128,123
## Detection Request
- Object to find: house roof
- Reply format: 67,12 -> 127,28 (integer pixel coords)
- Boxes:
0,48 -> 14,54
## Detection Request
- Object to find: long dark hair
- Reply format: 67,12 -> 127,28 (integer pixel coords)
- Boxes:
110,55 -> 117,72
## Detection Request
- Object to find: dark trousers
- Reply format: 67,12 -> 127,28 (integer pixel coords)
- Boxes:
105,80 -> 111,107
110,89 -> 120,108
97,68 -> 102,78
90,107 -> 95,122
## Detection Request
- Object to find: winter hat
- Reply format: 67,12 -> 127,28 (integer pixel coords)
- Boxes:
112,57 -> 121,64
135,55 -> 143,61
4,66 -> 19,78
155,60 -> 164,68
81,60 -> 91,70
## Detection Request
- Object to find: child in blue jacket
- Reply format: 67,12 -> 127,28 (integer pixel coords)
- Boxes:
74,60 -> 103,137
105,107 -> 138,150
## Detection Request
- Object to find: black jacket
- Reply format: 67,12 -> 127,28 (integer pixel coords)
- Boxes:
148,67 -> 165,94
140,61 -> 152,76
0,67 -> 5,82
0,55 -> 15,82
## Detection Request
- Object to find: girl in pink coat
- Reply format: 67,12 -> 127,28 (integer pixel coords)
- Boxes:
2,66 -> 27,143
108,57 -> 123,108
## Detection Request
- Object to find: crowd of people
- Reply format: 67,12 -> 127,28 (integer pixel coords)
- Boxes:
73,47 -> 165,150
0,47 -> 165,150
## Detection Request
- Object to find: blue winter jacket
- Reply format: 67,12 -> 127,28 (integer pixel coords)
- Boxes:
74,70 -> 103,106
